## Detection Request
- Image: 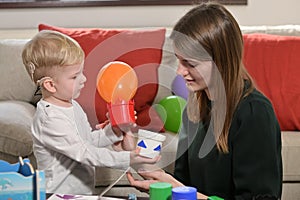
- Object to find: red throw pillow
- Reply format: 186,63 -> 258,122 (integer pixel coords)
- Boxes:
243,33 -> 300,131
39,24 -> 166,132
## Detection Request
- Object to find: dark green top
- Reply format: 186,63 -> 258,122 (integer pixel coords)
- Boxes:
174,89 -> 282,200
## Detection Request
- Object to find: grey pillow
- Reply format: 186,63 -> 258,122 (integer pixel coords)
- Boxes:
0,100 -> 35,157
0,39 -> 36,103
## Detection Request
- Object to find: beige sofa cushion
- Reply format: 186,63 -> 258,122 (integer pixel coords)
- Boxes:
240,25 -> 300,36
0,100 -> 35,157
282,131 -> 300,181
0,39 -> 36,103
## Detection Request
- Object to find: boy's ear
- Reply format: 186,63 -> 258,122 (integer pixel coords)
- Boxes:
42,79 -> 56,93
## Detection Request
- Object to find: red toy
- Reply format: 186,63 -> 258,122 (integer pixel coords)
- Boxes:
96,61 -> 138,127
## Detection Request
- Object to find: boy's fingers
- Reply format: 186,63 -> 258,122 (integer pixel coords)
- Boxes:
125,130 -> 135,137
105,112 -> 110,119
155,155 -> 162,162
135,147 -> 141,154
139,156 -> 160,164
95,120 -> 109,129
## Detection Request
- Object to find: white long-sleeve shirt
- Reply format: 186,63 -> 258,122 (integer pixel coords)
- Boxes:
32,100 -> 130,194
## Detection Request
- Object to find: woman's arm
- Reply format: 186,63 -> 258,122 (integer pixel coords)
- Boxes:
231,99 -> 282,199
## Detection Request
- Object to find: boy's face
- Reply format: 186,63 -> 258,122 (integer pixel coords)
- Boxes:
53,61 -> 86,101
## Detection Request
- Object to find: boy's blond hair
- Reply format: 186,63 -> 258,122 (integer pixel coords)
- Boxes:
22,30 -> 85,84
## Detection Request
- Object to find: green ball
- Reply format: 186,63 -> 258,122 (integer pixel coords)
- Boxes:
155,95 -> 187,133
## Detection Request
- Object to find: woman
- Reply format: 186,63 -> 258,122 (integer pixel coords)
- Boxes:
127,2 -> 282,199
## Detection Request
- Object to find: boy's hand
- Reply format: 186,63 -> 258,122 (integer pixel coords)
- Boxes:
95,120 -> 110,129
129,148 -> 161,167
109,110 -> 137,137
95,119 -> 136,151
113,130 -> 136,151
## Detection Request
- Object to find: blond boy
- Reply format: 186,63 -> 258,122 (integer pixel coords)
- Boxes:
22,30 -> 158,194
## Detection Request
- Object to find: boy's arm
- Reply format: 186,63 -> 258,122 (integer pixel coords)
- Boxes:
112,130 -> 136,151
35,113 -> 130,169
90,123 -> 124,147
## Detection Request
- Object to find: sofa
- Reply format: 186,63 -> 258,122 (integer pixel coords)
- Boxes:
0,24 -> 300,199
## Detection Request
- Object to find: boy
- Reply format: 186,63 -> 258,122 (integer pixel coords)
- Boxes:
22,30 -> 158,194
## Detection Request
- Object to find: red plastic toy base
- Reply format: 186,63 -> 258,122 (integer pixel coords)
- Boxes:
107,100 -> 135,127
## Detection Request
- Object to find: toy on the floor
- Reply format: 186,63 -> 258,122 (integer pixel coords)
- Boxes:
0,157 -> 46,200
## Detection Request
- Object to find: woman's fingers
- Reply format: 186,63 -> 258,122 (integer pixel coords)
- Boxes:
126,171 -> 157,191
137,168 -> 165,180
126,171 -> 136,184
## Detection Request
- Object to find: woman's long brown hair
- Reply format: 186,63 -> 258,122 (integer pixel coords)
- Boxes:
170,2 -> 254,153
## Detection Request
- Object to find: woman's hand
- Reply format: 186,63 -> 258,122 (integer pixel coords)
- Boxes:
127,168 -> 208,199
126,168 -> 182,191
126,170 -> 159,192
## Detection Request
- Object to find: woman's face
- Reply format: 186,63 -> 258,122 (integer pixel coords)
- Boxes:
175,52 -> 213,95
